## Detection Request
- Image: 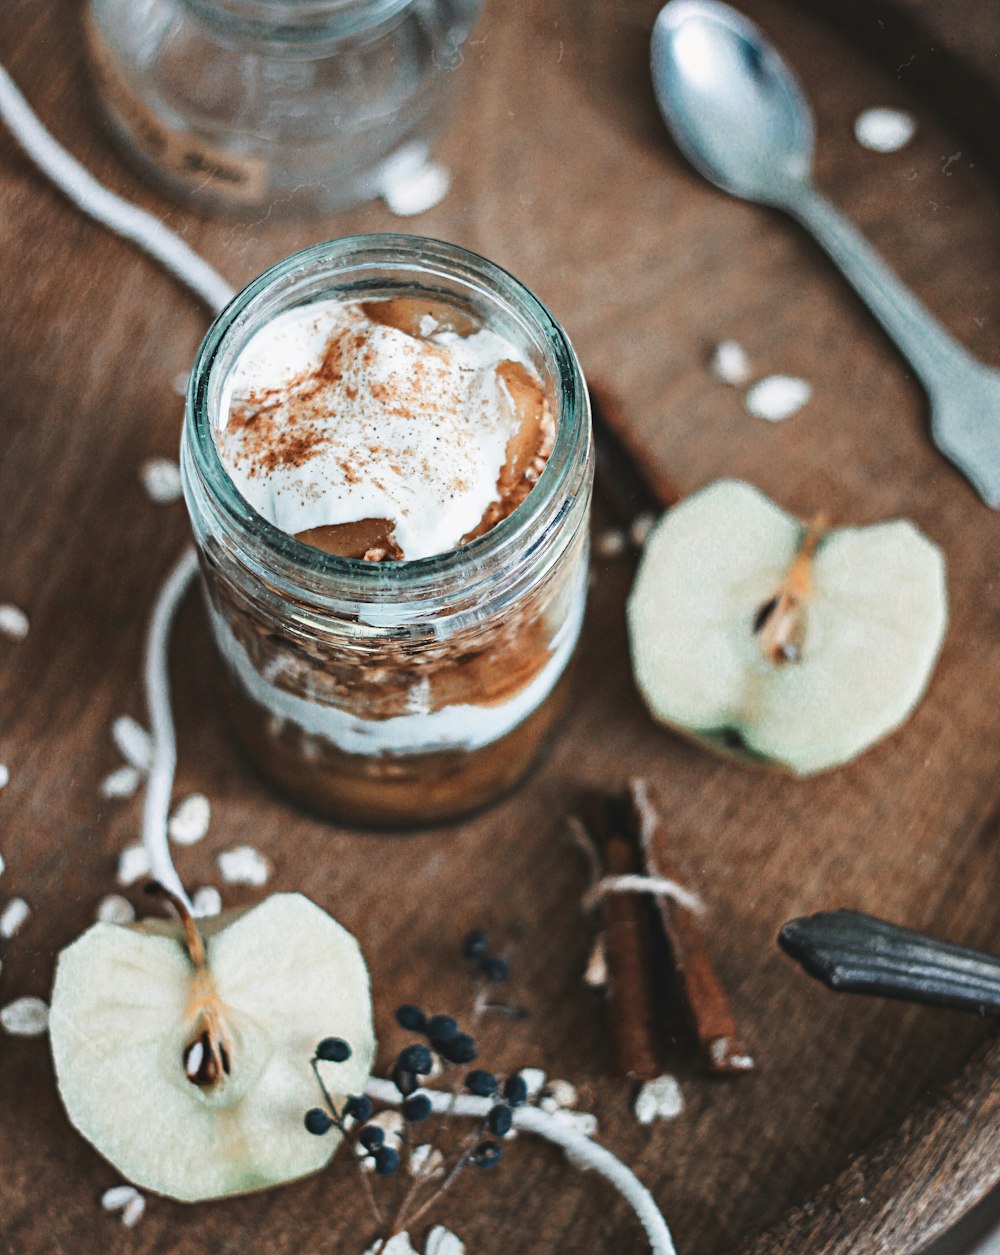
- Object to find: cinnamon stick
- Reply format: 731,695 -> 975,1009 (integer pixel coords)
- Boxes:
589,380 -> 682,522
583,795 -> 661,1082
627,778 -> 754,1076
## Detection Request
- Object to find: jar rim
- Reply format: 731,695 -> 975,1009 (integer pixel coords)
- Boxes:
184,233 -> 590,609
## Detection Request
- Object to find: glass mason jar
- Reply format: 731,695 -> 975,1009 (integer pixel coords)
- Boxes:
84,0 -> 482,215
181,235 -> 592,827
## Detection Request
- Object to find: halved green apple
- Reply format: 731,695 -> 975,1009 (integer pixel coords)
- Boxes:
49,892 -> 374,1201
626,480 -> 948,775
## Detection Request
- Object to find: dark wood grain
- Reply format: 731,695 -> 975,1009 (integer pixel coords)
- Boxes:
0,1 -> 999,1253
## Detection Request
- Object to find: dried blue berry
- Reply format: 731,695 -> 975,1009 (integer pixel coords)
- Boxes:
473,1140 -> 502,1168
462,929 -> 490,960
402,1093 -> 433,1122
480,955 -> 511,982
439,1032 -> 477,1064
465,1069 -> 499,1097
315,1037 -> 352,1063
425,1014 -> 459,1043
398,1043 -> 433,1075
358,1125 -> 385,1151
503,1074 -> 528,1107
395,1004 -> 426,1032
374,1145 -> 401,1176
344,1095 -> 373,1123
304,1108 -> 333,1135
487,1104 -> 513,1136
392,1065 -> 419,1096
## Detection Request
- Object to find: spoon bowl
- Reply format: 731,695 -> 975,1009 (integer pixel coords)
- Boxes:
651,0 -> 812,205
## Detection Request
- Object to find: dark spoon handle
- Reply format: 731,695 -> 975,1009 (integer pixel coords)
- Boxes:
779,910 -> 1000,1015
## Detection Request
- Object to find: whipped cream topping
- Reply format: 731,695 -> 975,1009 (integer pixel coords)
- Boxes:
217,299 -> 542,561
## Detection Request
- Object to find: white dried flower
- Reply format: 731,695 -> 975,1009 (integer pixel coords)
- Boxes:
854,107 -> 916,153
99,765 -> 142,800
540,1079 -> 578,1112
217,845 -> 271,886
425,1228 -> 465,1255
409,1143 -> 446,1180
111,716 -> 153,772
168,793 -> 211,845
364,1235 -> 417,1255
550,1108 -> 598,1137
744,375 -> 812,423
584,934 -> 608,988
0,604 -> 29,640
519,1067 -> 547,1100
0,897 -> 30,938
140,458 -> 183,504
191,886 -> 223,918
117,843 -> 151,887
710,339 -> 752,386
0,995 -> 49,1036
0,764 -> 8,790
633,1074 -> 684,1124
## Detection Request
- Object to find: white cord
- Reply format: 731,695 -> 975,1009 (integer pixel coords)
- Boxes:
0,65 -> 234,315
364,1078 -> 677,1255
141,548 -> 199,911
0,64 -> 677,1255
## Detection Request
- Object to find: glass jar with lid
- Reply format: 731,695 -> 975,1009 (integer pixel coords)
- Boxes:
181,234 -> 593,827
84,0 -> 483,215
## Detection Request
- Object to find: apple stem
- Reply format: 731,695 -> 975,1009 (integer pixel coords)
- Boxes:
754,514 -> 828,665
145,880 -> 207,969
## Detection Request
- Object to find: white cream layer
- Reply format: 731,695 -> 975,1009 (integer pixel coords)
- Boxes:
217,299 -> 533,561
207,585 -> 585,757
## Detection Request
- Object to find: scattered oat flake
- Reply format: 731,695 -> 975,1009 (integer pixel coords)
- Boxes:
117,843 -> 151,886
425,1228 -> 465,1255
172,371 -> 190,396
0,996 -> 49,1036
0,897 -> 30,938
383,161 -> 452,216
744,375 -> 812,423
101,1185 -> 141,1211
0,604 -> 29,640
595,528 -> 627,559
140,458 -> 183,504
192,885 -> 223,918
100,764 -> 142,800
218,844 -> 271,886
584,934 -> 608,988
0,764 -> 8,790
854,107 -> 916,153
629,511 -> 657,549
710,339 -> 752,386
120,1196 -> 146,1228
96,894 -> 136,925
169,793 -> 211,845
112,716 -> 153,772
0,852 -> 5,879
634,1074 -> 684,1125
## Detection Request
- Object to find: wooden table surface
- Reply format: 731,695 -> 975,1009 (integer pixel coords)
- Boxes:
1,1 -> 999,1253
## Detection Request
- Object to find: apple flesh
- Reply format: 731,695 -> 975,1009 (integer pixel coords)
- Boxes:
49,892 -> 374,1202
627,479 -> 948,775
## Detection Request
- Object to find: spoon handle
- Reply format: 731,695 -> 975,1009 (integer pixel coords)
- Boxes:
785,184 -> 975,388
779,909 -> 1000,1014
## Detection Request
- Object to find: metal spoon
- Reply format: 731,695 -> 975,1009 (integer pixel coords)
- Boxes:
651,0 -> 1000,507
780,909 -> 1000,1014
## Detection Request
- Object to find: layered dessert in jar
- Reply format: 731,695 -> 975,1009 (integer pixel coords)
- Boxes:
182,236 -> 592,826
